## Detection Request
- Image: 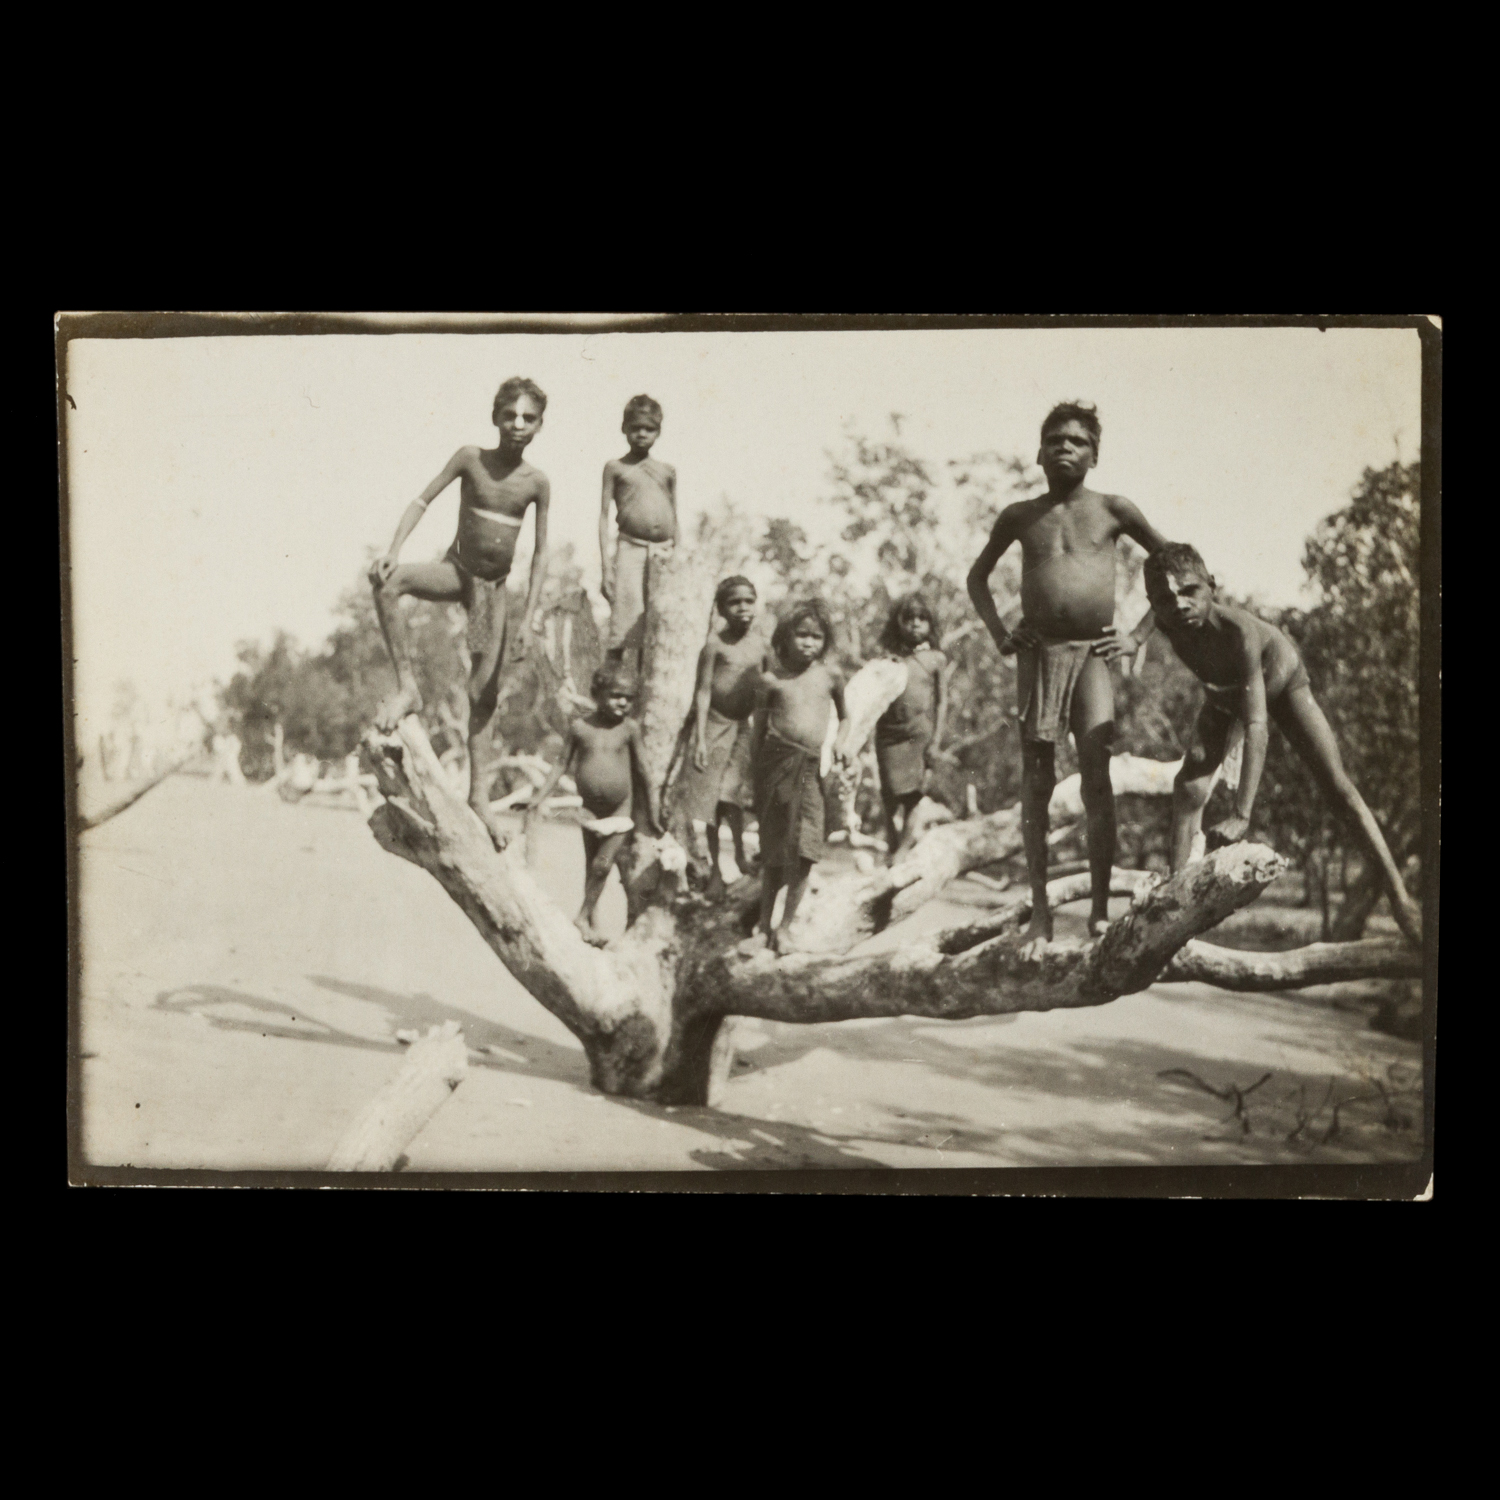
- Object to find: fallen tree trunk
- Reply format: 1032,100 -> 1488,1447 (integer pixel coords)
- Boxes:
78,748 -> 196,831
361,539 -> 1416,1110
327,1021 -> 469,1171
1160,938 -> 1421,991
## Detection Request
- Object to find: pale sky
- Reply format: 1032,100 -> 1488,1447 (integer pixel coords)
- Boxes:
65,323 -> 1421,737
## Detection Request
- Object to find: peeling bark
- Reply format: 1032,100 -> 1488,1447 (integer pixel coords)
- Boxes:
1160,937 -> 1421,990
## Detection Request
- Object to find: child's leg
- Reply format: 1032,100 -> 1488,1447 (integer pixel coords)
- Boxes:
1272,685 -> 1422,945
465,589 -> 512,851
705,812 -> 726,896
577,828 -> 629,944
371,561 -> 464,729
1171,706 -> 1230,872
880,786 -> 903,863
773,856 -> 816,952
1020,738 -> 1057,943
721,803 -> 753,873
892,792 -> 926,859
1070,655 -> 1117,936
758,864 -> 785,937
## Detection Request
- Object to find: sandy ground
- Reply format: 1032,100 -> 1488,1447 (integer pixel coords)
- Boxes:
75,776 -> 1424,1174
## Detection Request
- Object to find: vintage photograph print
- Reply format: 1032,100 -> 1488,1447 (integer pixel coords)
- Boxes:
63,314 -> 1438,1193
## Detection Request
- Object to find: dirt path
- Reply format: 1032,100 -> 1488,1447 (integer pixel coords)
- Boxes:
76,777 -> 1423,1174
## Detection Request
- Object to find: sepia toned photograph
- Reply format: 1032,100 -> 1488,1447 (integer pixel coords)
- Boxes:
63,313 -> 1437,1191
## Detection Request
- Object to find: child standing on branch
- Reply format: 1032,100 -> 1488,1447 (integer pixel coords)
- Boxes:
750,600 -> 852,954
1136,543 -> 1423,947
601,395 -> 677,665
369,377 -> 551,850
874,595 -> 948,863
967,401 -> 1169,947
525,663 -> 661,947
675,576 -> 765,895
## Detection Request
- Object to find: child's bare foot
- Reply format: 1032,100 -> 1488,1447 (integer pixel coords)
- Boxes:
705,871 -> 727,901
735,932 -> 769,956
1023,907 -> 1053,945
375,685 -> 423,732
469,798 -> 509,852
1087,913 -> 1112,939
574,915 -> 608,947
769,926 -> 795,957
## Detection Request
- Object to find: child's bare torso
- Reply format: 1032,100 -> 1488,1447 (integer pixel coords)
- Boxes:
1013,487 -> 1126,639
890,647 -> 941,722
607,456 -> 676,543
764,661 -> 837,753
1161,604 -> 1305,699
454,448 -> 545,582
710,629 -> 766,720
571,714 -> 636,817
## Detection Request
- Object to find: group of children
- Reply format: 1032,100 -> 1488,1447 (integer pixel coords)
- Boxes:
370,383 -> 1423,954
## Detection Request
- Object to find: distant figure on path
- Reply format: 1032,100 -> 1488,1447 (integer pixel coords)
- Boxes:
967,401 -> 1169,947
874,595 -> 948,863
368,377 -> 551,850
600,395 -> 677,665
1137,542 -> 1422,947
525,663 -> 661,947
675,576 -> 765,895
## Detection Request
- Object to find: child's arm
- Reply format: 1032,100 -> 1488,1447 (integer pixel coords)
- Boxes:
1205,638 -> 1270,849
926,651 -> 949,765
665,464 -> 679,539
1095,608 -> 1158,672
1107,495 -> 1172,557
830,670 -> 853,763
690,641 -> 718,770
370,450 -> 466,582
750,674 -> 770,764
517,475 -> 551,651
523,726 -> 578,840
966,507 -> 1033,655
629,721 -> 662,835
598,464 -> 616,603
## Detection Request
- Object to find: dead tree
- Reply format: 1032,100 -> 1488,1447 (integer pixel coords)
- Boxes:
362,544 -> 1421,1108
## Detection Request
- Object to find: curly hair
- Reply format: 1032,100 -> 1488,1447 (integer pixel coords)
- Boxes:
714,575 -> 757,614
879,594 -> 939,654
1041,400 -> 1101,452
590,661 -> 637,699
1144,541 -> 1212,589
770,597 -> 835,665
493,376 -> 548,419
623,394 -> 663,426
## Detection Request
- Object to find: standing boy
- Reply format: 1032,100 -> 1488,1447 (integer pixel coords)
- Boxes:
1134,542 -> 1422,946
600,395 -> 677,663
675,576 -> 765,895
967,401 -> 1169,945
524,664 -> 662,946
369,377 -> 551,850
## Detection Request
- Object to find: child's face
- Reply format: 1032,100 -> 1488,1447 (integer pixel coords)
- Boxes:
788,619 -> 826,666
496,393 -> 545,450
1147,566 -> 1215,628
598,687 -> 634,721
721,587 -> 757,629
899,611 -> 932,646
1038,419 -> 1098,482
624,415 -> 661,453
